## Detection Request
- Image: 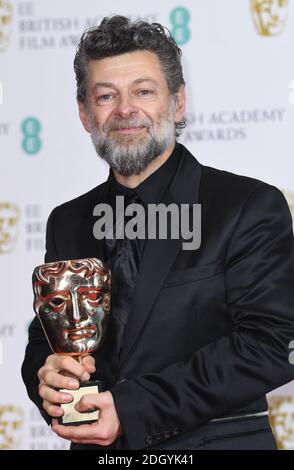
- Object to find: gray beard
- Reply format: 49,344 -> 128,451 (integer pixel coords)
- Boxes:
89,107 -> 176,177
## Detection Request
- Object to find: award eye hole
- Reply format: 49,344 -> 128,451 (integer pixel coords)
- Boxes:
82,291 -> 102,303
49,297 -> 64,307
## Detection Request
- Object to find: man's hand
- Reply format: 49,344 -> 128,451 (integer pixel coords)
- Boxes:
37,354 -> 96,418
52,391 -> 122,446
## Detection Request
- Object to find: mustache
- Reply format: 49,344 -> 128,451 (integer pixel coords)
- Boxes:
103,118 -> 151,132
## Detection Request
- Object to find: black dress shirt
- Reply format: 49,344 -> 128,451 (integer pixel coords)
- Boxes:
103,143 -> 182,360
106,142 -> 182,256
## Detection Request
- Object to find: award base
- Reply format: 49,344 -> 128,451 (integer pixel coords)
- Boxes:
58,380 -> 102,426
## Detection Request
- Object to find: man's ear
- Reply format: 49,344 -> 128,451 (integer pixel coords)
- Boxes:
174,85 -> 186,124
78,100 -> 91,133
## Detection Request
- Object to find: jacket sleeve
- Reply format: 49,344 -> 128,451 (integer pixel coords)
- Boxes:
21,207 -> 59,425
110,184 -> 294,449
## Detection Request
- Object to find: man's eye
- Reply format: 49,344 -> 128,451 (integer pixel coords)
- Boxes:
139,89 -> 152,96
97,94 -> 113,103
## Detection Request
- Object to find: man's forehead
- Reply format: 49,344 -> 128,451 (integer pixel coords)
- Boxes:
88,51 -> 165,85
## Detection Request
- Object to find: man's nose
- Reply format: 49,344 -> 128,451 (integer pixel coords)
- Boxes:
114,94 -> 138,119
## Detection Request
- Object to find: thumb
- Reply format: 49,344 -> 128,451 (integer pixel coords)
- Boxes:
75,391 -> 111,413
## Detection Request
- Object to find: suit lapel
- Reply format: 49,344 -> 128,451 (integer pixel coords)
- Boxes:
119,146 -> 202,368
74,179 -> 110,261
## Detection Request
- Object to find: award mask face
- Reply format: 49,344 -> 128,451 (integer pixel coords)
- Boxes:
33,258 -> 111,355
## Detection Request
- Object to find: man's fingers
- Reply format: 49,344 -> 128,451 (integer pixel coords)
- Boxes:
41,370 -> 80,390
43,400 -> 64,418
74,391 -> 112,413
75,391 -> 114,412
71,438 -> 111,446
60,370 -> 79,379
50,391 -> 120,446
51,420 -> 112,446
39,384 -> 74,404
74,394 -> 100,413
37,354 -> 97,423
52,422 -> 101,441
38,355 -> 91,393
46,355 -> 90,381
82,355 -> 96,374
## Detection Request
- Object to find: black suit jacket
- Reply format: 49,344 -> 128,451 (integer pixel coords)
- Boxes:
22,143 -> 294,449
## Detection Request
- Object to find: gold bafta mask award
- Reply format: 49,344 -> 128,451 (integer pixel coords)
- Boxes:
32,258 -> 111,426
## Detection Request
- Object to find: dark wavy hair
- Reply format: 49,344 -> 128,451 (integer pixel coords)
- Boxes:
74,15 -> 186,135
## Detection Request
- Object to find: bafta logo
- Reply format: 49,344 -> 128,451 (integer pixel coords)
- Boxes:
0,1 -> 13,52
250,0 -> 288,36
0,405 -> 24,450
0,202 -> 20,254
268,396 -> 294,449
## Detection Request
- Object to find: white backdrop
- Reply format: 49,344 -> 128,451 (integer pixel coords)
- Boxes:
0,0 -> 294,450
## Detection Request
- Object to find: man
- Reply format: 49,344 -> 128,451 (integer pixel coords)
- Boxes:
22,15 -> 294,450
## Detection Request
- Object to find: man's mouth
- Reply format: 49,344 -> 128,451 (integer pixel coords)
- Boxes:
67,326 -> 96,341
112,126 -> 146,134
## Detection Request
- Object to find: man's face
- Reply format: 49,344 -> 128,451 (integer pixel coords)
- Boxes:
251,0 -> 288,36
78,50 -> 185,176
33,267 -> 111,355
